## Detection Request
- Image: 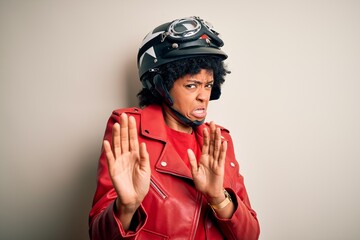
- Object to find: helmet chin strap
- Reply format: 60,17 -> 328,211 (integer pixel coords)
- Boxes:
167,104 -> 205,128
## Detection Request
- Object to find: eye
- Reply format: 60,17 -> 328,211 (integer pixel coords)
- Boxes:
185,84 -> 197,89
205,83 -> 214,89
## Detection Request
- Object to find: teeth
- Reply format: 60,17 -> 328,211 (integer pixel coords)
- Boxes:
193,108 -> 206,118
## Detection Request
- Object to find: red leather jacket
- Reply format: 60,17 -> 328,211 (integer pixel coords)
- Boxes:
89,105 -> 260,239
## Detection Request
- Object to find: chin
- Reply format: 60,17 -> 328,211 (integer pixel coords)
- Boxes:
194,117 -> 206,122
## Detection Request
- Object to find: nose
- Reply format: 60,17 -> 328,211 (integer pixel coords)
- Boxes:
196,86 -> 211,102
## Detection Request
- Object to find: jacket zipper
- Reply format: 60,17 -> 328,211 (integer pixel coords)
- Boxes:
191,191 -> 203,240
150,179 -> 167,199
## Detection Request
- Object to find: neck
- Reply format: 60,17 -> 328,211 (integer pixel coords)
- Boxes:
162,105 -> 193,134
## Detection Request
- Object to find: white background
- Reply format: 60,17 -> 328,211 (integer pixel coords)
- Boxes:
1,1 -> 359,239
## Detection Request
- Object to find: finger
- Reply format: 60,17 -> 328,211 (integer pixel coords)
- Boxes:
112,123 -> 121,158
213,127 -> 222,162
218,140 -> 227,168
187,149 -> 198,177
208,122 -> 216,156
202,127 -> 210,155
139,142 -> 150,170
128,116 -> 139,153
103,140 -> 115,168
120,113 -> 129,153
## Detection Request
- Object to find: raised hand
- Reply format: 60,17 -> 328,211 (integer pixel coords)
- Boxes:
188,121 -> 228,204
103,113 -> 150,229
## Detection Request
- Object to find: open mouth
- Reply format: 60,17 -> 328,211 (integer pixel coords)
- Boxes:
192,107 -> 207,119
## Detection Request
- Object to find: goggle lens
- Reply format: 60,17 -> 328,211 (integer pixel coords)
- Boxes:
166,17 -> 220,44
169,18 -> 201,38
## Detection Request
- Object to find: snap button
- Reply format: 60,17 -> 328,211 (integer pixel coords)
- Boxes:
161,161 -> 167,167
230,162 -> 235,167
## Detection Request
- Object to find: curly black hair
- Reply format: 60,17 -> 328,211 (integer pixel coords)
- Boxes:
137,56 -> 229,107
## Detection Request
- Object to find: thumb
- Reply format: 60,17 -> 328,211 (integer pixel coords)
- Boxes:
139,142 -> 150,171
187,149 -> 198,176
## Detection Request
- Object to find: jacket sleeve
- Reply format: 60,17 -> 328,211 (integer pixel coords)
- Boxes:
88,112 -> 148,240
213,131 -> 260,240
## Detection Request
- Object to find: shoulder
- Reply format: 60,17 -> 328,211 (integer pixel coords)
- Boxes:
202,121 -> 232,142
107,107 -> 143,126
112,107 -> 142,116
203,122 -> 230,133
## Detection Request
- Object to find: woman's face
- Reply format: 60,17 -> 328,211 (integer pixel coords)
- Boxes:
169,69 -> 214,123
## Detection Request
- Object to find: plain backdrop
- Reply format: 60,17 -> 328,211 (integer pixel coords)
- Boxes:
1,1 -> 359,239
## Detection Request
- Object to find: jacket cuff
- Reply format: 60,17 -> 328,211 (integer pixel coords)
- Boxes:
111,201 -> 148,238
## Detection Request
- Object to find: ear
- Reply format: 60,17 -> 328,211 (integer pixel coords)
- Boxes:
153,74 -> 174,106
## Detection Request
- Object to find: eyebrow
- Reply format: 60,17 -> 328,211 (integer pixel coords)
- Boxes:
186,79 -> 214,84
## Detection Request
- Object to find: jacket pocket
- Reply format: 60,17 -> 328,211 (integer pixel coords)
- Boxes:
150,178 -> 167,200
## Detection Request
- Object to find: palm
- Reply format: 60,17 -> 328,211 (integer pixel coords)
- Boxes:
103,113 -> 151,208
191,153 -> 223,192
110,151 -> 150,205
188,122 -> 227,199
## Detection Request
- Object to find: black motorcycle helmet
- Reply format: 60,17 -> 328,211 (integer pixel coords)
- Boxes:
137,16 -> 228,127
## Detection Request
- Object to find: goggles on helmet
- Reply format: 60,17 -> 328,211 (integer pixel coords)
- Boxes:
163,16 -> 224,47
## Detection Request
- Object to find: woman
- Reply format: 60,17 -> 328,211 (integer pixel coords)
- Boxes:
89,16 -> 260,239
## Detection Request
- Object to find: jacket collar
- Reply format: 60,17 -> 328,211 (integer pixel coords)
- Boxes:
140,105 -> 168,142
140,104 -> 207,142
